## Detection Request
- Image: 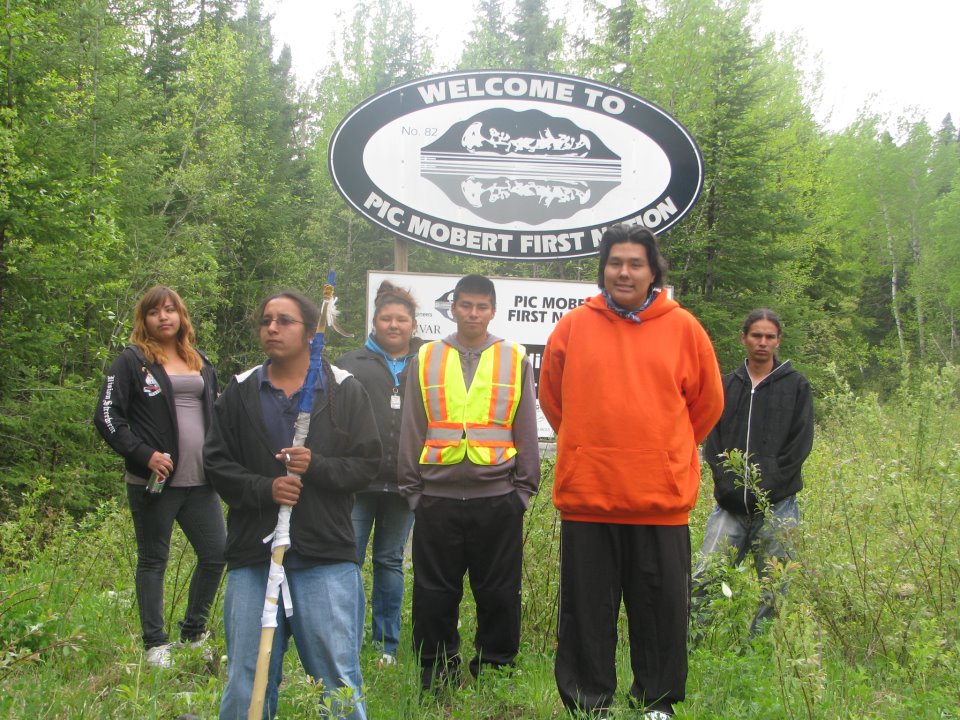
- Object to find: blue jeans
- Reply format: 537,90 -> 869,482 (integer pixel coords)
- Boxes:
126,484 -> 226,648
352,491 -> 414,656
219,562 -> 367,720
692,494 -> 800,634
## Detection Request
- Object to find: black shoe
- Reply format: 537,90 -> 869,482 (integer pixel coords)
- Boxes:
420,655 -> 462,693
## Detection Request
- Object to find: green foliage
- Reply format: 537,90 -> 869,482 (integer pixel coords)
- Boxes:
2,0 -> 958,512
458,0 -> 564,72
687,365 -> 960,717
519,457 -> 560,653
717,446 -> 771,514
459,0 -> 513,70
0,376 -> 119,517
3,375 -> 960,716
2,4 -> 960,714
508,0 -> 564,71
794,366 -> 960,670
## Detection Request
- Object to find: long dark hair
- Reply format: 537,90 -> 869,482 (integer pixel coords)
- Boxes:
742,308 -> 782,365
596,224 -> 668,290
741,308 -> 782,337
256,290 -> 321,333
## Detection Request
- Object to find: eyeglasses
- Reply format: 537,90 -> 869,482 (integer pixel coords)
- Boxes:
259,315 -> 305,328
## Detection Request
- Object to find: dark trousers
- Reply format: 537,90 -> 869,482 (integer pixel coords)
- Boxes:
555,521 -> 690,715
127,484 -> 226,648
411,493 -> 524,688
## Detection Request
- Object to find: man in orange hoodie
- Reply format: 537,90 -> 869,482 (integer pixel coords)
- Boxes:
539,224 -> 723,719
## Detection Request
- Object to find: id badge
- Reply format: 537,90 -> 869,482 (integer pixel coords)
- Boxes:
390,388 -> 401,410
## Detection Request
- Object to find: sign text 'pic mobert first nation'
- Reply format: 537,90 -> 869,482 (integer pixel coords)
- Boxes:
328,71 -> 704,261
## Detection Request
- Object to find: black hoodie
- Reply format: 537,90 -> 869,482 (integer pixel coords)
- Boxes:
704,359 -> 813,514
94,344 -> 218,482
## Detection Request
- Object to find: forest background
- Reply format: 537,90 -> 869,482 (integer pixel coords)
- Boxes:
1,0 -> 958,718
2,0 -> 959,512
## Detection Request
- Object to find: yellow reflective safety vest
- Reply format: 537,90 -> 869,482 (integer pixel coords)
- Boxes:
418,339 -> 525,465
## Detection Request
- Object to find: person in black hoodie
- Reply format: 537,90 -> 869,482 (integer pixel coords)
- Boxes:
336,280 -> 423,666
693,308 -> 814,637
204,290 -> 380,720
94,285 -> 225,668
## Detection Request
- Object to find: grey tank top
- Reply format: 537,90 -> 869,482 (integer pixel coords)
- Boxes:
168,374 -> 206,487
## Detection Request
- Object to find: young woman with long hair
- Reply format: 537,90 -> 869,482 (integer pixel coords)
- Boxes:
94,285 -> 226,668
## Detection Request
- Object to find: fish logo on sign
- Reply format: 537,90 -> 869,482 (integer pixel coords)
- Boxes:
421,108 -> 621,223
433,290 -> 456,322
329,71 -> 703,261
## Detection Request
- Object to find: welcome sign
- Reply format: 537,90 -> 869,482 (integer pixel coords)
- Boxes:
329,71 -> 703,261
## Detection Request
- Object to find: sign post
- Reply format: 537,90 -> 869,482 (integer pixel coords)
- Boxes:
394,238 -> 408,272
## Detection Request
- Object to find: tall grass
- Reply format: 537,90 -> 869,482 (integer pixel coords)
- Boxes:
2,366 -> 958,718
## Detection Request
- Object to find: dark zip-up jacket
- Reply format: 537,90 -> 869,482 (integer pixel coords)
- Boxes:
704,359 -> 813,514
94,344 -> 218,482
336,337 -> 424,494
203,363 -> 381,570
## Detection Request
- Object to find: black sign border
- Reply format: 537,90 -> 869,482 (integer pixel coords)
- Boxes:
329,70 -> 703,261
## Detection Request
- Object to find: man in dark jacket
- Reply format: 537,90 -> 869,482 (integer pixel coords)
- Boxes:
204,290 -> 380,720
693,309 -> 814,637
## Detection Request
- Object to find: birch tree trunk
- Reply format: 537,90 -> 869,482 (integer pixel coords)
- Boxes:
881,201 -> 907,365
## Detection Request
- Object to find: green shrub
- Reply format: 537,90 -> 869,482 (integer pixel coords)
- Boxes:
2,367 -> 960,717
0,376 -> 121,519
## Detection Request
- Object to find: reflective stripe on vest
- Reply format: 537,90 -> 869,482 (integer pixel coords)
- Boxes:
419,340 -> 524,465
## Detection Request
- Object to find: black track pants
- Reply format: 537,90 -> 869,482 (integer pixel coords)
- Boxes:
555,521 -> 690,715
411,493 -> 525,687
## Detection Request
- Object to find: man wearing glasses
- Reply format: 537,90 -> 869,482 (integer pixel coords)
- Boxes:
205,290 -> 381,720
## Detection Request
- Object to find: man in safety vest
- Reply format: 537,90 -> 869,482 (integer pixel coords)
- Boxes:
398,274 -> 541,693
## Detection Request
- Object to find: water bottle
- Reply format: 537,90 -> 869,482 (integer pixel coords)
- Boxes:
146,453 -> 171,495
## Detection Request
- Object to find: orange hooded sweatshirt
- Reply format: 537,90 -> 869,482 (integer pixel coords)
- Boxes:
539,291 -> 723,525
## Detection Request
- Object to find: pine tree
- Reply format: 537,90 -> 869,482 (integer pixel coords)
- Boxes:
459,0 -> 513,69
508,0 -> 562,71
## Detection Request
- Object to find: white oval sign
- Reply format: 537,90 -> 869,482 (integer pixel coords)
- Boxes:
329,71 -> 703,261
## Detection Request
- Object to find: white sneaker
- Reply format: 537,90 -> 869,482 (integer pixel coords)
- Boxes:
644,712 -> 673,720
145,643 -> 173,668
180,631 -> 214,661
377,653 -> 397,668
